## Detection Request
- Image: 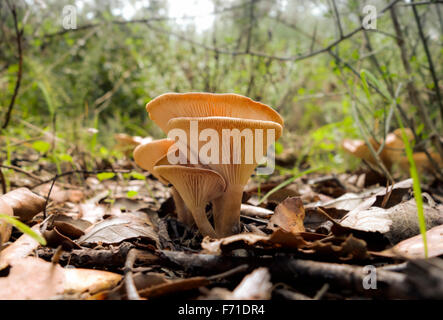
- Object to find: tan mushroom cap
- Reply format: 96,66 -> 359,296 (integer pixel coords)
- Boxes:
133,139 -> 175,184
154,165 -> 226,237
167,116 -> 282,186
147,92 -> 284,133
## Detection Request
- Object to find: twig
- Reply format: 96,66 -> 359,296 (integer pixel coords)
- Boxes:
208,264 -> 249,281
410,0 -> 443,124
2,0 -> 23,129
124,248 -> 141,300
390,5 -> 443,175
0,164 -> 45,182
0,168 -> 7,194
37,168 -> 131,218
331,0 -> 343,39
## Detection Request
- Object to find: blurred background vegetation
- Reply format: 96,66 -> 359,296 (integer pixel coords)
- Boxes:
0,0 -> 442,179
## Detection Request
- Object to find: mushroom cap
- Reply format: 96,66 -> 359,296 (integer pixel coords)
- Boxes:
167,116 -> 283,186
133,139 -> 175,183
146,92 -> 284,133
154,165 -> 226,209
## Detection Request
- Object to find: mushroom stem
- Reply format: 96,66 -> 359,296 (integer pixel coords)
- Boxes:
171,187 -> 194,227
192,206 -> 217,238
212,184 -> 244,237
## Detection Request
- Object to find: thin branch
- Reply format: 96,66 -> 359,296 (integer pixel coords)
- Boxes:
41,0 -> 402,64
401,0 -> 443,6
2,0 -> 23,129
410,0 -> 443,124
331,0 -> 343,38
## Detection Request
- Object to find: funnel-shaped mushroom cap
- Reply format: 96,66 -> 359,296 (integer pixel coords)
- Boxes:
167,116 -> 282,186
342,138 -> 391,168
147,93 -> 284,133
133,139 -> 175,184
154,165 -> 226,237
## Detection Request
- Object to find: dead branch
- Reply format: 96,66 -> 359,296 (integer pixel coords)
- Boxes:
2,0 -> 23,129
410,0 -> 443,124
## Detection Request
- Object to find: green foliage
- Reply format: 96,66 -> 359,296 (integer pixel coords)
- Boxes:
0,214 -> 47,245
96,172 -> 116,181
32,140 -> 51,154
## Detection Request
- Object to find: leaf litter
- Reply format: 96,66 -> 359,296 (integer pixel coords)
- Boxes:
0,154 -> 442,300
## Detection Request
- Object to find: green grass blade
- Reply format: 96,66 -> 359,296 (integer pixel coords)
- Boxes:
394,111 -> 428,258
0,214 -> 47,245
257,167 -> 322,205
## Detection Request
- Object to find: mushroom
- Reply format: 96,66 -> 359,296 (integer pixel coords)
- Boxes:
133,139 -> 194,226
146,92 -> 283,133
154,165 -> 226,237
167,116 -> 282,237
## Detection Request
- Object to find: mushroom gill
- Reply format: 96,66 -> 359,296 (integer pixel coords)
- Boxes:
154,165 -> 226,238
167,116 -> 282,237
133,139 -> 194,226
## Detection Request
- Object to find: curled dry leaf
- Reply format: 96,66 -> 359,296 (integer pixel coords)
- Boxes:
50,214 -> 92,239
201,229 -> 317,255
35,184 -> 85,204
0,198 -> 13,244
0,257 -> 122,299
202,268 -> 272,300
230,267 -> 272,299
43,227 -> 81,250
0,187 -> 46,222
340,199 -> 443,244
301,234 -> 370,261
240,204 -> 273,218
0,224 -> 42,271
97,271 -> 209,300
269,197 -> 305,234
374,224 -> 443,259
78,213 -> 159,247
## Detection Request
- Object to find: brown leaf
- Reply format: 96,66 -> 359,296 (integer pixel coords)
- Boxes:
0,188 -> 46,222
43,227 -> 81,250
302,234 -> 370,261
340,199 -> 443,244
51,214 -> 92,239
138,276 -> 209,299
202,268 -> 272,300
201,229 -> 318,254
78,213 -> 159,247
269,197 -> 305,233
375,224 -> 443,259
64,267 -> 122,295
0,198 -> 13,244
0,257 -> 122,299
0,224 -> 42,270
0,257 -> 65,299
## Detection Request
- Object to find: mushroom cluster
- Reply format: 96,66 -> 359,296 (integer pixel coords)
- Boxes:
134,93 -> 284,238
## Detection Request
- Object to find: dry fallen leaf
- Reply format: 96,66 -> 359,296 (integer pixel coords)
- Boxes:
0,257 -> 122,299
340,199 -> 443,244
269,197 -> 305,233
78,213 -> 159,247
201,229 -> 318,255
0,188 -> 46,221
375,224 -> 443,259
202,268 -> 272,300
0,224 -> 42,270
0,198 -> 13,244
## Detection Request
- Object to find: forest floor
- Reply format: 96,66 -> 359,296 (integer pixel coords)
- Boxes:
0,150 -> 442,300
